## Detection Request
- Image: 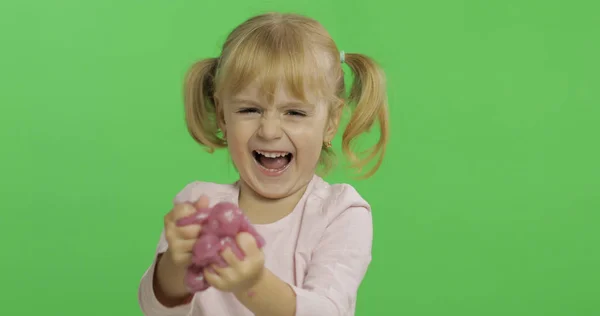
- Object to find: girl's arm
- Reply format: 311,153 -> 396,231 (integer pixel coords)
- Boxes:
234,206 -> 373,316
234,269 -> 297,316
138,232 -> 194,316
154,252 -> 194,306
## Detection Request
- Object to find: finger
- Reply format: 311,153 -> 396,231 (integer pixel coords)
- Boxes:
176,201 -> 212,227
210,263 -> 228,276
175,214 -> 200,227
194,195 -> 210,209
170,238 -> 198,253
222,237 -> 246,260
237,232 -> 260,256
173,203 -> 198,220
245,226 -> 266,248
210,263 -> 237,284
204,266 -> 226,289
220,247 -> 242,269
175,224 -> 202,240
174,202 -> 206,227
205,265 -> 217,276
166,214 -> 202,239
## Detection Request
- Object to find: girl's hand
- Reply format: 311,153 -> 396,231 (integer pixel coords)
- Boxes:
204,232 -> 266,294
154,196 -> 210,304
163,196 -> 209,267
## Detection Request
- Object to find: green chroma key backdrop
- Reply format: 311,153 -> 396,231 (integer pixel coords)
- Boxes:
1,0 -> 598,315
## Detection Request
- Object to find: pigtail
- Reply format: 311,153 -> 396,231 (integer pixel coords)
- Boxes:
342,53 -> 389,178
183,57 -> 226,153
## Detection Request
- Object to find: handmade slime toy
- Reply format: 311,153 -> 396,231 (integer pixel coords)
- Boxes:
176,202 -> 266,292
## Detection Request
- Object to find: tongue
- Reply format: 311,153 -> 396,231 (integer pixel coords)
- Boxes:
259,156 -> 288,170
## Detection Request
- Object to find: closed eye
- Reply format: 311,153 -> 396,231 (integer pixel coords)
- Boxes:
237,107 -> 261,114
286,110 -> 306,116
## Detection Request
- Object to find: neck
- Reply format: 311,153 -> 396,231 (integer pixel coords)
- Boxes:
237,181 -> 309,225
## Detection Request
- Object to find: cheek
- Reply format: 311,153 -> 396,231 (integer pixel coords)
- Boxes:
286,120 -> 327,156
226,120 -> 253,160
287,125 -> 324,141
226,116 -> 253,141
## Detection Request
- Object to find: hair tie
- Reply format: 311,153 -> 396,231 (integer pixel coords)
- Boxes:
340,51 -> 346,64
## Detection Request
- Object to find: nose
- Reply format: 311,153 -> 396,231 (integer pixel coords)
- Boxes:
257,115 -> 283,140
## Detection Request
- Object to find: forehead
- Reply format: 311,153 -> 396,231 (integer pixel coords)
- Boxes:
215,40 -> 339,107
230,81 -> 311,105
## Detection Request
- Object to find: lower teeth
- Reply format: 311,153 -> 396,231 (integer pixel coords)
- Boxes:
259,164 -> 287,172
253,152 -> 291,172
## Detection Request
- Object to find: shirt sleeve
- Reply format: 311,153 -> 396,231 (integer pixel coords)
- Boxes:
290,206 -> 373,316
138,181 -> 205,315
138,231 -> 195,316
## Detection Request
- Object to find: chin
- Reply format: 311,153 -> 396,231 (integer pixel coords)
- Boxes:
239,164 -> 309,201
253,183 -> 295,200
243,171 -> 298,200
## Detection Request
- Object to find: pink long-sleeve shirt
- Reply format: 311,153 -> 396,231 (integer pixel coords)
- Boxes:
138,175 -> 373,316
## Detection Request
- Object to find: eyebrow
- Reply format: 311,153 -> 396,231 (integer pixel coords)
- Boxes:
230,98 -> 260,107
230,98 -> 314,109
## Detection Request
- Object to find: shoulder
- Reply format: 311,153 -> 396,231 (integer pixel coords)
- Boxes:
172,180 -> 237,204
307,176 -> 372,225
302,177 -> 373,262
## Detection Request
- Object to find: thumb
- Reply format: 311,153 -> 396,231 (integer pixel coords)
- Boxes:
176,196 -> 211,227
194,195 -> 210,210
174,203 -> 201,226
237,232 -> 260,255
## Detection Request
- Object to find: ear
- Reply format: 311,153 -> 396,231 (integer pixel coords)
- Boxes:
324,100 -> 344,142
214,96 -> 227,134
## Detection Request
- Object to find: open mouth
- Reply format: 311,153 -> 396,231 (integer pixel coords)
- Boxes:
252,150 -> 293,173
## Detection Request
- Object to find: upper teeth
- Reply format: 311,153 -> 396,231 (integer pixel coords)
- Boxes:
256,151 -> 289,158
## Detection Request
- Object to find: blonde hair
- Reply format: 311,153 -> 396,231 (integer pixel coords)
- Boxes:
183,12 -> 389,179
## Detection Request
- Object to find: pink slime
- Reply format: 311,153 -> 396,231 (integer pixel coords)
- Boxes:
175,202 -> 266,292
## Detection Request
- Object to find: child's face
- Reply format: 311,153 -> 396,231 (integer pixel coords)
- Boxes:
217,81 -> 336,199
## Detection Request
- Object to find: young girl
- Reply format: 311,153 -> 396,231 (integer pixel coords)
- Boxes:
138,12 -> 389,316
